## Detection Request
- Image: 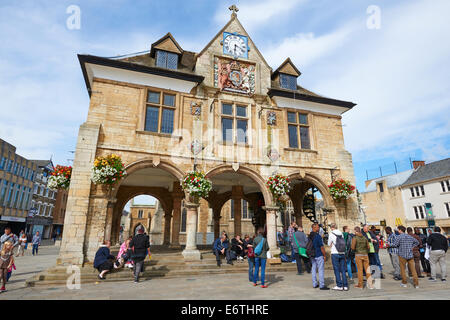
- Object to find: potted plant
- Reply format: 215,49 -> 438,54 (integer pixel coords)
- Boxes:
266,174 -> 291,207
328,179 -> 355,201
91,154 -> 126,188
47,165 -> 72,190
180,171 -> 212,203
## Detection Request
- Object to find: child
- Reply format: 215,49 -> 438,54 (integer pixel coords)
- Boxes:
0,241 -> 14,292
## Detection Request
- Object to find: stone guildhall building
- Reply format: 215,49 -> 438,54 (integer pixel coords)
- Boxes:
59,7 -> 359,265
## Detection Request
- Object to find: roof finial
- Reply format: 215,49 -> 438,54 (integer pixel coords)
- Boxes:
229,4 -> 239,17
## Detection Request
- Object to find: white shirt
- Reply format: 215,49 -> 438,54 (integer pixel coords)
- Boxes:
328,229 -> 345,254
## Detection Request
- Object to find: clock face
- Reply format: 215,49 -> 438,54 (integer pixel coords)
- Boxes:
223,33 -> 248,58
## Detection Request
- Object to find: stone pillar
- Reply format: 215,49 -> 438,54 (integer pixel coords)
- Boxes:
58,122 -> 101,266
264,206 -> 280,257
104,199 -> 116,241
213,210 -> 221,240
276,210 -> 284,232
170,192 -> 183,247
232,185 -> 243,237
182,200 -> 202,261
163,213 -> 172,245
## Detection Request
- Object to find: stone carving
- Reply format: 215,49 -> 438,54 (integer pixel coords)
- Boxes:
214,57 -> 255,95
267,148 -> 279,162
267,111 -> 276,125
190,102 -> 202,117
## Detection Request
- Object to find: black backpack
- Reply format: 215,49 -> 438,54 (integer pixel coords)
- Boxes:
306,235 -> 316,258
333,232 -> 347,253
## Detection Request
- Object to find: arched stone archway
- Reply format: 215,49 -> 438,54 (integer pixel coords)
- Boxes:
287,172 -> 335,229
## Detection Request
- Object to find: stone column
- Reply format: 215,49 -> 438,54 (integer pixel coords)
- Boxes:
232,185 -> 243,237
104,199 -> 116,241
163,212 -> 172,245
182,200 -> 202,261
263,205 -> 280,257
58,122 -> 100,266
170,194 -> 183,247
213,209 -> 221,240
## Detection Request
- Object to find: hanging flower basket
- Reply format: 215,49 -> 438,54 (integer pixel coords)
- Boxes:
91,154 -> 126,185
47,165 -> 72,190
180,171 -> 212,200
266,174 -> 291,204
328,179 -> 355,200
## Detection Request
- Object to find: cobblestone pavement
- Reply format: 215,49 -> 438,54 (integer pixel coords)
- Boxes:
1,246 -> 449,300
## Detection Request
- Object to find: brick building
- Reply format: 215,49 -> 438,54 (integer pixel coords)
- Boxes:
59,7 -> 359,265
28,160 -> 56,239
0,138 -> 37,235
52,188 -> 68,240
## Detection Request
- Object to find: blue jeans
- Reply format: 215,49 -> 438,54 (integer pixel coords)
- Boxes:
332,254 -> 348,288
32,244 -> 39,255
253,258 -> 267,285
311,256 -> 325,288
346,257 -> 356,279
248,258 -> 258,282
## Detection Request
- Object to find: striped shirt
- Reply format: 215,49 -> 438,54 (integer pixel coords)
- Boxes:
386,233 -> 399,255
391,233 -> 419,260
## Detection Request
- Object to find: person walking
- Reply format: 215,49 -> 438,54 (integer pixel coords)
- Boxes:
31,231 -> 41,256
416,228 -> 431,277
385,227 -> 401,280
328,223 -> 348,291
0,241 -> 14,293
243,235 -> 257,282
342,226 -> 355,281
16,232 -> 27,257
427,226 -> 448,282
351,226 -> 373,289
309,223 -> 329,290
0,227 -> 18,251
291,226 -> 310,275
287,222 -> 296,261
407,227 -> 424,278
253,228 -> 269,288
388,225 -> 419,288
93,240 -> 115,280
129,226 -> 151,283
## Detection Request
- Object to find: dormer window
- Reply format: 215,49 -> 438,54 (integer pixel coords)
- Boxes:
155,50 -> 178,70
280,73 -> 297,90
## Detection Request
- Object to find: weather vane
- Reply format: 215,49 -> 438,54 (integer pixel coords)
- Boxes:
229,4 -> 239,17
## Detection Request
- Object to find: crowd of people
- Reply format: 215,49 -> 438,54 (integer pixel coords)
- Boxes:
0,227 -> 43,293
94,221 -> 448,291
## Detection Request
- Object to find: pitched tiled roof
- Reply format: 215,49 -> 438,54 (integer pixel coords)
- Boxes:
402,158 -> 450,187
364,169 -> 414,192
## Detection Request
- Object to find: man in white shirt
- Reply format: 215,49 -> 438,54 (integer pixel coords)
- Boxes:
328,223 -> 348,291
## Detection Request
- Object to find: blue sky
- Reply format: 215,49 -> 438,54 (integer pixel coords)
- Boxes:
0,0 -> 449,193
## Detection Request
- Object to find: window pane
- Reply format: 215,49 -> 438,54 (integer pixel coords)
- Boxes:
300,126 -> 310,149
167,52 -> 178,70
161,108 -> 174,134
420,185 -> 425,196
236,106 -> 247,117
410,188 -> 414,197
222,118 -> 233,141
145,106 -> 159,132
288,125 -> 299,148
181,208 -> 187,232
147,91 -> 160,104
280,74 -> 297,90
236,119 -> 248,143
222,103 -> 233,115
231,199 -> 234,220
242,200 -> 248,219
299,113 -> 308,125
287,112 -> 297,123
414,207 -> 419,219
156,50 -> 167,68
163,94 -> 175,107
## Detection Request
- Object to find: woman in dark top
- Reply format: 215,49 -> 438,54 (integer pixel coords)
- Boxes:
93,240 -> 115,280
253,228 -> 270,288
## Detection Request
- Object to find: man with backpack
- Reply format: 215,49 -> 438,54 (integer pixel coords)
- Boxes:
129,226 -> 150,283
307,223 -> 329,290
291,226 -> 310,275
328,223 -> 348,291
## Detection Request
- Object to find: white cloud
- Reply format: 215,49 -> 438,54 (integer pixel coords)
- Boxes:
214,0 -> 307,32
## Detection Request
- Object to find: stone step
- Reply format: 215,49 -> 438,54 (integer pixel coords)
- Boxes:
26,263 -> 301,287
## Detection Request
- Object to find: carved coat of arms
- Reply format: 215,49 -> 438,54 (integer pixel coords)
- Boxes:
214,57 -> 255,95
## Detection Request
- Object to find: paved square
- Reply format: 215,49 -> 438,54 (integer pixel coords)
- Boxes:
1,243 -> 449,300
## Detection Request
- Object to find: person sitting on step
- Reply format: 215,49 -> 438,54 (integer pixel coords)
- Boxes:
213,234 -> 232,267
